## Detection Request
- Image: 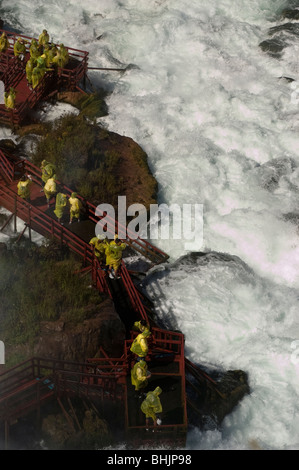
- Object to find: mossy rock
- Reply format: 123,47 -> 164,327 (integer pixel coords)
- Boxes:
29,113 -> 158,210
57,90 -> 108,118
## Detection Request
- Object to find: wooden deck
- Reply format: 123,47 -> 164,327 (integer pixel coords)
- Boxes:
0,28 -> 89,127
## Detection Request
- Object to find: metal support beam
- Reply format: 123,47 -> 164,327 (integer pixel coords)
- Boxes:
14,195 -> 17,233
0,213 -> 13,232
4,420 -> 9,450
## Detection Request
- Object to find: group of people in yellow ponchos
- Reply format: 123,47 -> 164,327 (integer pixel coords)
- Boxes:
26,30 -> 69,90
17,160 -> 127,280
89,233 -> 127,279
25,32 -> 70,90
17,160 -> 84,225
39,159 -> 83,225
129,320 -> 163,428
1,28 -> 70,109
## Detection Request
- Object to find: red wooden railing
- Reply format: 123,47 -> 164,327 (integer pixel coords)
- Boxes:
0,29 -> 89,126
0,327 -> 187,446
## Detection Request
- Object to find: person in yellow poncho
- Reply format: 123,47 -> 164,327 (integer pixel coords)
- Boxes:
89,234 -> 109,267
25,57 -> 37,86
38,29 -> 49,49
131,359 -> 151,393
13,38 -> 26,59
54,192 -> 68,224
29,38 -> 40,60
17,175 -> 32,202
130,329 -> 151,361
59,43 -> 69,66
31,56 -> 52,89
106,235 -> 126,279
0,32 -> 9,54
41,44 -> 52,67
52,47 -> 68,69
47,43 -> 58,67
43,176 -> 56,206
4,87 -> 16,109
68,192 -> 82,223
40,160 -> 56,187
140,386 -> 163,427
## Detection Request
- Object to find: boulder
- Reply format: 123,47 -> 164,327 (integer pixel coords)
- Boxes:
186,368 -> 250,429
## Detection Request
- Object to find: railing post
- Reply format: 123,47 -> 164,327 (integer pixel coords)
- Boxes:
60,226 -> 63,247
4,420 -> 9,450
28,205 -> 32,242
36,380 -> 41,430
14,195 -> 17,233
83,245 -> 87,267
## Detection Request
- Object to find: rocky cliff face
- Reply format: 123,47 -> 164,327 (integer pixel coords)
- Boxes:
33,298 -> 126,362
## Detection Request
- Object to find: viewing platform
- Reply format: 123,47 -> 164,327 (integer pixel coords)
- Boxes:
0,29 -> 89,127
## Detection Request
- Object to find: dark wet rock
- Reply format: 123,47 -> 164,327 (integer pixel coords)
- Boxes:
259,38 -> 286,57
260,9 -> 299,58
212,370 -> 250,424
0,138 -> 19,153
0,242 -> 7,255
281,9 -> 299,20
278,76 -> 295,82
186,368 -> 250,429
269,22 -> 299,38
169,250 -> 255,278
41,405 -> 113,450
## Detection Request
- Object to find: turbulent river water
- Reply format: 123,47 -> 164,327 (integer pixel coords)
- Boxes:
1,0 -> 299,450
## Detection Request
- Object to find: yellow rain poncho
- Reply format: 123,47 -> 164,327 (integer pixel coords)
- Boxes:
29,39 -> 40,60
140,387 -> 162,423
14,38 -> 26,57
106,238 -> 126,272
17,177 -> 32,200
0,33 -> 9,54
44,177 -> 56,203
54,193 -> 67,220
26,58 -> 36,85
4,88 -> 16,109
59,44 -> 69,66
41,161 -> 56,184
89,236 -> 109,263
130,330 -> 151,359
31,57 -> 52,89
52,49 -> 67,68
32,64 -> 46,89
131,360 -> 150,391
38,30 -> 49,47
41,45 -> 51,67
69,193 -> 82,221
47,44 -> 58,66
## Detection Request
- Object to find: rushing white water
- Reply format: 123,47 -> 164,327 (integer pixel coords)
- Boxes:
1,0 -> 299,450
